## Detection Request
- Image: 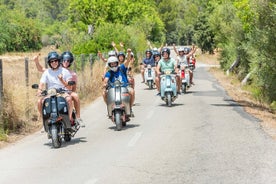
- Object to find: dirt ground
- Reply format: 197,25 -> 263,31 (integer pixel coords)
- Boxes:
197,53 -> 276,139
0,52 -> 275,149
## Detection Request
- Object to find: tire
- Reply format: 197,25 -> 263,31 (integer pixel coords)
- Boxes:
148,80 -> 153,89
166,93 -> 172,107
115,111 -> 122,131
64,133 -> 71,142
50,125 -> 62,148
182,83 -> 187,94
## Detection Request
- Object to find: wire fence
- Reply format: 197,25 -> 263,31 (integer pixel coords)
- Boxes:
0,52 -> 144,127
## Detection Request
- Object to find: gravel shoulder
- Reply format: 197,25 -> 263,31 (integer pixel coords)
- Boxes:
197,53 -> 276,139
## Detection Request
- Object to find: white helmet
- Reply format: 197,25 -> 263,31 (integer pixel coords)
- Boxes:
108,50 -> 117,57
178,47 -> 185,52
107,56 -> 119,72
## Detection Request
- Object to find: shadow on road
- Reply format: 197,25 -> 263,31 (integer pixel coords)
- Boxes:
43,136 -> 87,149
108,124 -> 140,131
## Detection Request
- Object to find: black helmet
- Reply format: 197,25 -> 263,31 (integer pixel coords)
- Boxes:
61,51 -> 74,67
47,51 -> 60,68
153,51 -> 161,59
184,47 -> 190,54
161,48 -> 170,56
117,51 -> 125,60
145,49 -> 152,55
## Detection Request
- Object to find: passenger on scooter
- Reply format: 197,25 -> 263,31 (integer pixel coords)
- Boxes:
98,50 -> 117,79
155,48 -> 181,96
102,55 -> 135,117
140,49 -> 155,83
173,44 -> 197,85
37,52 -> 74,123
34,52 -> 85,127
117,50 -> 135,89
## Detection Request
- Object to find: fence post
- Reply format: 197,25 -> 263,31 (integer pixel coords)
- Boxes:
25,58 -> 30,119
44,57 -> 48,69
89,54 -> 93,77
0,59 -> 3,122
81,54 -> 85,72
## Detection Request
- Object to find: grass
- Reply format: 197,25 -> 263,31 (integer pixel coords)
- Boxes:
0,47 -> 106,143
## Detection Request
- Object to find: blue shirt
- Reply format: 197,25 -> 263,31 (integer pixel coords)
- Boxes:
143,57 -> 155,67
105,64 -> 129,87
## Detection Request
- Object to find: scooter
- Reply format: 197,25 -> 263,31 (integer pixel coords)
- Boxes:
160,70 -> 178,107
106,80 -> 131,131
32,82 -> 78,148
179,63 -> 190,94
144,64 -> 155,89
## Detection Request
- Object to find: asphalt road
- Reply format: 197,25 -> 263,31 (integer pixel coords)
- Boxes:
0,60 -> 276,184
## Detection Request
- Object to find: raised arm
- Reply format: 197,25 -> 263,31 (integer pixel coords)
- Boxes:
186,45 -> 197,58
124,48 -> 132,67
173,44 -> 178,56
33,54 -> 46,72
111,41 -> 119,54
98,51 -> 107,63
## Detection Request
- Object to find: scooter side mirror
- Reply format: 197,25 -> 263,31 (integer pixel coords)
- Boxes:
31,84 -> 39,89
68,81 -> 76,86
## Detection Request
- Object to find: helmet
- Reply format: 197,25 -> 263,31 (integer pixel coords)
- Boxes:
47,51 -> 60,68
108,50 -> 117,57
153,51 -> 161,58
161,48 -> 170,56
152,47 -> 158,52
178,47 -> 185,53
126,52 -> 134,58
117,51 -> 125,60
61,51 -> 74,67
184,47 -> 190,54
145,49 -> 152,56
107,56 -> 119,72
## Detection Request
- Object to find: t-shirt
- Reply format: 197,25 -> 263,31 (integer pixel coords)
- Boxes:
40,66 -> 72,89
143,57 -> 155,67
177,55 -> 188,65
104,64 -> 129,87
158,58 -> 176,73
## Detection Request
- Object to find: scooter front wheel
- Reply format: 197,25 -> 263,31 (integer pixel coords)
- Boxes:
114,110 -> 122,131
50,125 -> 62,148
166,93 -> 172,107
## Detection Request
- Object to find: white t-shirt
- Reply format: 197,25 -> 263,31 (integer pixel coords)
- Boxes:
177,55 -> 188,65
40,66 -> 72,89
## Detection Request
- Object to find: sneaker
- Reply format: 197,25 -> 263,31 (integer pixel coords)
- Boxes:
156,92 -> 161,96
141,80 -> 145,83
130,110 -> 135,117
177,91 -> 181,95
76,118 -> 85,128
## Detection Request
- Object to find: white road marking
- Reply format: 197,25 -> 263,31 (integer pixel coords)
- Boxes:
128,132 -> 143,147
146,110 -> 154,119
84,178 -> 99,184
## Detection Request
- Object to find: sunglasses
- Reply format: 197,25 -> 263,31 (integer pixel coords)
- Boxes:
63,60 -> 70,63
50,59 -> 59,63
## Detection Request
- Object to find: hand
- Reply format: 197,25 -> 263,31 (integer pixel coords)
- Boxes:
58,74 -> 63,80
33,53 -> 40,63
98,51 -> 102,57
120,42 -> 124,47
127,48 -> 131,53
111,41 -> 116,47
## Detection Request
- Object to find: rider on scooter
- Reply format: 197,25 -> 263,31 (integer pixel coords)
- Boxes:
102,54 -> 135,117
173,44 -> 197,85
155,48 -> 181,96
140,49 -> 155,83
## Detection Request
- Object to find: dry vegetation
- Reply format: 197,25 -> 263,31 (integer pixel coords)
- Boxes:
197,53 -> 276,139
0,47 -> 104,148
0,49 -> 275,148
